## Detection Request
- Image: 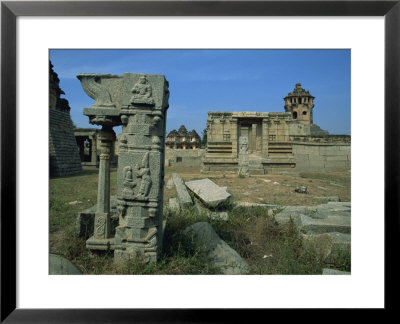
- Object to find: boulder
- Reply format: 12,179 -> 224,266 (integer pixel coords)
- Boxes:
184,222 -> 250,274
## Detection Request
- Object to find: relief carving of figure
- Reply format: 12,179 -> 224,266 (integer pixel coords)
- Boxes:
135,152 -> 152,200
123,152 -> 152,201
239,136 -> 249,154
130,75 -> 155,105
122,165 -> 140,196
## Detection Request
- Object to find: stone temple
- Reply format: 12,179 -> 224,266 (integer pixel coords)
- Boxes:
202,83 -> 350,174
166,125 -> 201,149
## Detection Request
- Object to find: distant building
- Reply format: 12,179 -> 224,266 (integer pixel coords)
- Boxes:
202,83 -> 350,173
166,125 -> 201,149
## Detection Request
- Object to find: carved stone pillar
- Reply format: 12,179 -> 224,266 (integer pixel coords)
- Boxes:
78,72 -> 169,263
93,126 -> 116,239
114,74 -> 169,264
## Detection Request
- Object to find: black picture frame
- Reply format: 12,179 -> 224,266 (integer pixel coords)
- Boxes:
1,0 -> 398,322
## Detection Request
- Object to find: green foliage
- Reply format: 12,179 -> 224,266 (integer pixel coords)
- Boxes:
238,172 -> 246,179
333,248 -> 351,272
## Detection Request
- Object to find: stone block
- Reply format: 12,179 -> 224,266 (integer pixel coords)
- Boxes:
299,214 -> 350,234
185,178 -> 231,208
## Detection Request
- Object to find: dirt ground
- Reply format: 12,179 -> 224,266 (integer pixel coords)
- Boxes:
164,166 -> 351,206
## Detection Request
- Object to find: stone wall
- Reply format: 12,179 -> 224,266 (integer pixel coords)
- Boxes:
49,109 -> 83,177
165,148 -> 205,167
292,142 -> 351,171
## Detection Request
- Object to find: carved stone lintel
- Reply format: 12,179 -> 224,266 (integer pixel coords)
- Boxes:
77,74 -> 116,108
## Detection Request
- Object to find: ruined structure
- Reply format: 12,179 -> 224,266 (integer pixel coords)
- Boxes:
49,61 -> 82,177
74,128 -> 117,167
166,125 -> 201,149
74,128 -> 99,167
202,83 -> 350,173
78,73 -> 169,263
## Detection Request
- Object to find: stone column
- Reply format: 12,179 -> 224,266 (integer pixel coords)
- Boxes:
251,123 -> 257,153
93,126 -> 116,239
231,117 -> 238,158
262,118 -> 269,155
90,135 -> 97,166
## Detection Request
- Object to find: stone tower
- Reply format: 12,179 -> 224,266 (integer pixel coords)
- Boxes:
284,83 -> 315,125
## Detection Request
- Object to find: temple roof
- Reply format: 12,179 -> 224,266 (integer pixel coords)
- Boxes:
167,129 -> 179,137
178,125 -> 188,135
285,83 -> 314,98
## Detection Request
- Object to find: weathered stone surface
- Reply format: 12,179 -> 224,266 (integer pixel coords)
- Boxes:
274,202 -> 351,234
185,178 -> 231,208
49,62 -> 83,177
322,268 -> 350,275
166,177 -> 174,189
49,254 -> 82,275
172,173 -> 193,208
299,214 -> 350,234
168,197 -> 180,210
184,222 -> 250,274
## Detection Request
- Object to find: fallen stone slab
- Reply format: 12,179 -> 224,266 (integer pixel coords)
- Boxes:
185,178 -> 231,208
172,173 -> 193,208
299,214 -> 350,234
49,254 -> 82,275
322,268 -> 350,275
274,202 -> 351,227
184,222 -> 250,274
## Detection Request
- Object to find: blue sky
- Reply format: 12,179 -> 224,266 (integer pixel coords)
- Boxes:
50,49 -> 350,136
